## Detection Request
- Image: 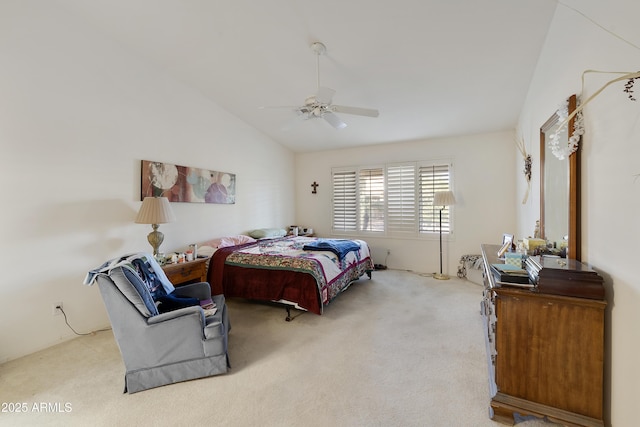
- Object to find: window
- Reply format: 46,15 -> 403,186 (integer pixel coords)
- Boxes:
419,164 -> 452,233
358,168 -> 384,232
387,164 -> 416,233
331,160 -> 453,237
332,170 -> 357,231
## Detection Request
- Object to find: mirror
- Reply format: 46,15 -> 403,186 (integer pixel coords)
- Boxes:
540,94 -> 580,260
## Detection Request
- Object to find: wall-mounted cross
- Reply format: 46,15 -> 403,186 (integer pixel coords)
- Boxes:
311,181 -> 319,194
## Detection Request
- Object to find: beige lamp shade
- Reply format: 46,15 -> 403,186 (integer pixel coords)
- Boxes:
433,190 -> 456,207
135,197 -> 176,225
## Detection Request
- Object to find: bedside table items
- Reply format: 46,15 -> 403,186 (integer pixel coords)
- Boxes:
164,249 -> 197,264
196,245 -> 216,258
189,243 -> 198,258
287,226 -> 314,236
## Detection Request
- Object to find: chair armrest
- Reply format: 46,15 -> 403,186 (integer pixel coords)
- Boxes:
173,282 -> 211,301
147,306 -> 204,325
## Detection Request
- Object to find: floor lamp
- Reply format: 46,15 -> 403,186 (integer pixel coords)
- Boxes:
433,190 -> 456,280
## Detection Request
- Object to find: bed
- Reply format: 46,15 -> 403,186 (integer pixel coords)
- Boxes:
207,235 -> 373,319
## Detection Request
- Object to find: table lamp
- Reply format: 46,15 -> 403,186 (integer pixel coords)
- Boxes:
135,197 -> 176,256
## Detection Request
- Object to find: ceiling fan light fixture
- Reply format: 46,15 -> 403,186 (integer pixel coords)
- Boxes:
310,41 -> 327,56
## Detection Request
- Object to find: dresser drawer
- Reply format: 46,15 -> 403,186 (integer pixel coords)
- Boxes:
162,258 -> 208,286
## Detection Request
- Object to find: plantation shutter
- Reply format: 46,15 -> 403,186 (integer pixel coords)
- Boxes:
358,168 -> 384,232
387,164 -> 416,233
332,170 -> 357,231
419,164 -> 452,233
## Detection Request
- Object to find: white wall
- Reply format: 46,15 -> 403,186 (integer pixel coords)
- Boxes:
0,1 -> 294,362
295,131 -> 517,275
516,1 -> 640,424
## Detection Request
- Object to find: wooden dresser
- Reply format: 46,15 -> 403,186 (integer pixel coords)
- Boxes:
480,244 -> 606,427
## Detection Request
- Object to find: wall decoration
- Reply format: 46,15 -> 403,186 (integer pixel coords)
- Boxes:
311,181 -> 319,194
514,130 -> 531,204
552,70 -> 640,151
141,160 -> 236,204
623,74 -> 640,101
549,97 -> 584,160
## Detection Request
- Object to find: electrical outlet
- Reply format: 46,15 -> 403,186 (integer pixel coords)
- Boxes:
52,302 -> 63,316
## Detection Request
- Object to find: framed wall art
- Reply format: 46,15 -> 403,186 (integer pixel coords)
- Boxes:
140,160 -> 236,204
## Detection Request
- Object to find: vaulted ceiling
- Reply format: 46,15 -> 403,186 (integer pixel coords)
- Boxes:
56,0 -> 558,152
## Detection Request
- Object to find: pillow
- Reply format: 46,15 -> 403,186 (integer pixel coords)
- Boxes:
198,234 -> 256,249
218,235 -> 256,248
247,228 -> 287,239
201,238 -> 222,248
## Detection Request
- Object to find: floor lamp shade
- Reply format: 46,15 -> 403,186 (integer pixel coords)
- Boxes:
433,190 -> 456,208
135,197 -> 176,256
433,191 -> 456,280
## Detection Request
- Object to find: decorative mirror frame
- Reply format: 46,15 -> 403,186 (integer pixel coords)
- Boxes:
540,94 -> 581,260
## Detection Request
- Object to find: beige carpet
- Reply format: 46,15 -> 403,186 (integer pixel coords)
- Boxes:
0,270 -> 558,427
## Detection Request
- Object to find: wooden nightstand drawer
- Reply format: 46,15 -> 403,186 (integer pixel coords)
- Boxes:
162,257 -> 209,286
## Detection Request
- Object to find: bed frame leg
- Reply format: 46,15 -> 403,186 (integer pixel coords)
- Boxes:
367,270 -> 372,279
285,306 -> 305,322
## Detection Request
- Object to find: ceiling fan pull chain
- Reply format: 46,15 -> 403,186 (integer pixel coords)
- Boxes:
316,52 -> 321,91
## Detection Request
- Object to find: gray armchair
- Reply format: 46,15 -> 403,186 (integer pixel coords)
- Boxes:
95,265 -> 230,393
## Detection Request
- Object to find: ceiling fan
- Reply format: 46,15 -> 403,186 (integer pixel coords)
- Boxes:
266,41 -> 379,129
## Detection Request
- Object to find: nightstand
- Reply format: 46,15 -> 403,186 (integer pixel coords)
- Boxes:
161,257 -> 209,287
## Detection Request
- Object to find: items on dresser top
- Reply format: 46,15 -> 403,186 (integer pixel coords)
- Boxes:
525,254 -> 604,299
489,263 -> 531,285
485,243 -> 605,300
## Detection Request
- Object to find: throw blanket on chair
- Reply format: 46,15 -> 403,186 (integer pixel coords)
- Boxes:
302,239 -> 361,261
84,253 -> 200,313
84,253 -> 175,295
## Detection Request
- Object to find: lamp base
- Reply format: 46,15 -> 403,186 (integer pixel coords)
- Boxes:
433,273 -> 450,280
147,224 -> 164,256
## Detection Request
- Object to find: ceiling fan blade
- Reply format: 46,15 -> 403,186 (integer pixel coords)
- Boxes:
322,112 -> 347,129
331,104 -> 379,117
259,105 -> 299,110
316,86 -> 335,104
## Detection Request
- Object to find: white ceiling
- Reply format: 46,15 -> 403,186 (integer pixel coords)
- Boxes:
56,0 -> 558,152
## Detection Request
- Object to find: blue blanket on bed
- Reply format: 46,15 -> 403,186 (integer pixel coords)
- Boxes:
303,239 -> 361,261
